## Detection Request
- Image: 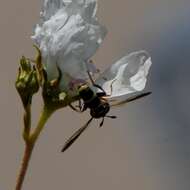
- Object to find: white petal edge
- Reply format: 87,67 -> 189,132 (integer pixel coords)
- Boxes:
94,51 -> 152,98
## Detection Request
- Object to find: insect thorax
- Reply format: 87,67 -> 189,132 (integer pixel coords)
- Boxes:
78,84 -> 96,102
78,84 -> 110,118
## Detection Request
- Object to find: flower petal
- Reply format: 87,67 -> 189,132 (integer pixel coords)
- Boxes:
95,51 -> 152,98
32,0 -> 106,87
41,0 -> 66,21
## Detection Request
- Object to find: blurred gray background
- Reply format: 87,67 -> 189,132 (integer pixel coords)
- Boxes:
0,0 -> 190,189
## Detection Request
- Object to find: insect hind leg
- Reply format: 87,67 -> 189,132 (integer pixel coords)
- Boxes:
69,103 -> 83,113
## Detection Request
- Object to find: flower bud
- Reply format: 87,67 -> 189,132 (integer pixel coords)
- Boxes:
15,56 -> 39,107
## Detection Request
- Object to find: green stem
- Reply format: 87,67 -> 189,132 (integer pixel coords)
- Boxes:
30,106 -> 54,143
15,143 -> 33,190
23,104 -> 31,141
15,106 -> 54,190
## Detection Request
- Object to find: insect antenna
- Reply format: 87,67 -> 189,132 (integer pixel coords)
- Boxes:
87,70 -> 106,93
61,117 -> 93,153
106,115 -> 117,119
99,115 -> 117,127
99,117 -> 105,127
107,79 -> 117,97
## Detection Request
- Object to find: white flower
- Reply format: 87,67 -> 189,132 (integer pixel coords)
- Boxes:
32,0 -> 106,93
32,0 -> 152,98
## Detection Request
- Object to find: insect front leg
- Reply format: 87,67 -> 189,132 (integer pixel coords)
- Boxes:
87,70 -> 106,94
69,99 -> 87,113
76,99 -> 88,112
69,103 -> 82,113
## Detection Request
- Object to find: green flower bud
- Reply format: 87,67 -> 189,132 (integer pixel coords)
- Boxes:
15,56 -> 39,107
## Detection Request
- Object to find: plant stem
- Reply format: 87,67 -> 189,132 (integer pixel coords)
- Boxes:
23,104 -> 31,141
15,143 -> 33,190
30,106 -> 54,143
15,106 -> 54,190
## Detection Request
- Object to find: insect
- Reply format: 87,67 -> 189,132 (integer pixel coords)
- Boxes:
61,70 -> 151,153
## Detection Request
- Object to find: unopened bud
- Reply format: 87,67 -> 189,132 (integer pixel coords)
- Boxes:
15,56 -> 39,107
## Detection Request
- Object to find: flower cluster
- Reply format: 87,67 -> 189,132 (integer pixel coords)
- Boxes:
14,2 -> 152,189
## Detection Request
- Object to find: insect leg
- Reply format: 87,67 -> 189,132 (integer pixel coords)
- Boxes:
69,104 -> 83,113
87,70 -> 106,93
69,99 -> 87,113
78,99 -> 82,110
78,99 -> 87,112
98,79 -> 117,98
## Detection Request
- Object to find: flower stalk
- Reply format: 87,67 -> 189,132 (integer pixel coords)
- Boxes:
15,105 -> 54,190
30,106 -> 54,144
15,142 -> 34,190
23,104 -> 31,141
15,43 -> 80,189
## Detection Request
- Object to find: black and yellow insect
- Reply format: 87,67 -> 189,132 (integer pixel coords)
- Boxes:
61,71 -> 151,153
